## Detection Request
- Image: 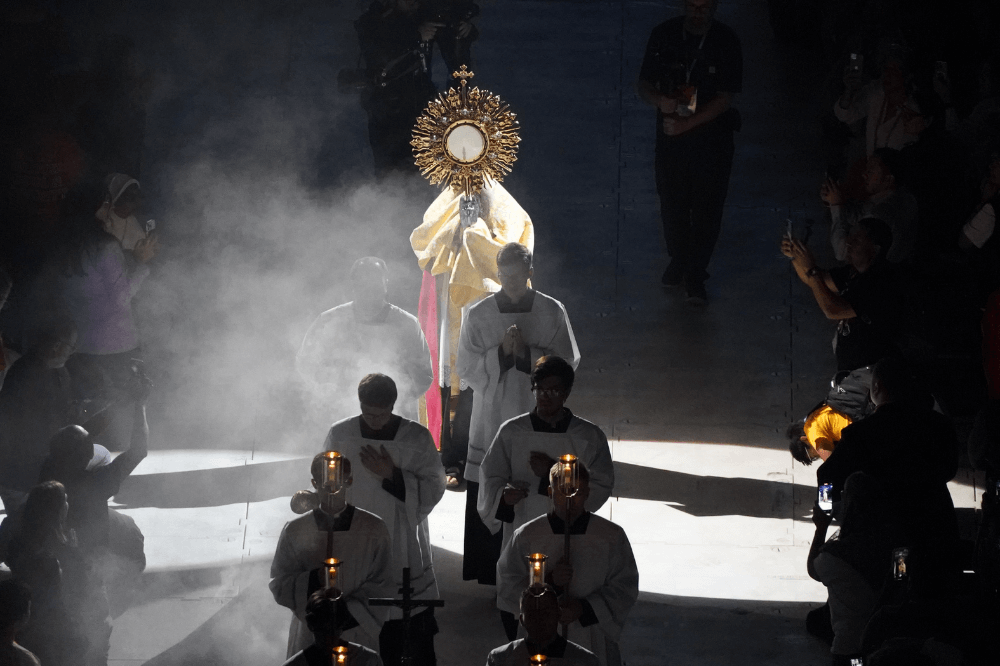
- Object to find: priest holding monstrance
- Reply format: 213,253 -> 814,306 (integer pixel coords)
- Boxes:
409,66 -> 533,480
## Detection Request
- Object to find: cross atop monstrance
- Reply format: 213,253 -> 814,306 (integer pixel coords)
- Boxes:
452,64 -> 474,86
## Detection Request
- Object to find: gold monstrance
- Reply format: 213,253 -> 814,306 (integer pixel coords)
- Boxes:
411,65 -> 521,197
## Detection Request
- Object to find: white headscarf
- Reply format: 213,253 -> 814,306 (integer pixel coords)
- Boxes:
104,173 -> 140,205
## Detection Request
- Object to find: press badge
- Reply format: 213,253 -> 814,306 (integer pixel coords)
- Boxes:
676,85 -> 698,117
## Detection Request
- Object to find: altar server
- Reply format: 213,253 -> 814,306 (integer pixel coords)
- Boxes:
324,373 -> 446,666
296,257 -> 433,421
479,356 -> 613,550
282,588 -> 382,666
457,242 -> 580,583
270,454 -> 394,657
486,585 -> 600,666
497,465 -> 639,666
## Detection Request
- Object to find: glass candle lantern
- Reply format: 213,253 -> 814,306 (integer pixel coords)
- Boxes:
555,454 -> 580,497
527,552 -> 548,588
333,645 -> 349,665
324,558 -> 342,592
321,451 -> 345,492
529,655 -> 548,666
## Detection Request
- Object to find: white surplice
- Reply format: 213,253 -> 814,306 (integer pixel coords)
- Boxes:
296,303 -> 433,421
269,506 -> 394,657
456,292 -> 580,483
486,638 -> 600,666
477,414 -> 614,550
323,416 -> 446,612
497,514 -> 639,666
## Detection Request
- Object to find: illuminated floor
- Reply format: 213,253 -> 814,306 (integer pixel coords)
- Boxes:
99,443 -> 981,666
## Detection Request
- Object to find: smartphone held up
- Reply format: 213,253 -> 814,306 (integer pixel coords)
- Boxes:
818,483 -> 833,514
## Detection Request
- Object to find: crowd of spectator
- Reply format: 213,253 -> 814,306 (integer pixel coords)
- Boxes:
779,2 -> 1000,664
0,5 -> 158,666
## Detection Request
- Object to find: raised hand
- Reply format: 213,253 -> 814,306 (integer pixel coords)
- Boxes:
502,483 -> 529,506
359,444 -> 395,480
134,233 -> 159,263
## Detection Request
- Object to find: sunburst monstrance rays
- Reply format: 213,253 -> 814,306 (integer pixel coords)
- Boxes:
411,67 -> 521,197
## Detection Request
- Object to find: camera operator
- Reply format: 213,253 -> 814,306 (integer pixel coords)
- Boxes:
354,0 -> 479,175
418,0 -> 479,77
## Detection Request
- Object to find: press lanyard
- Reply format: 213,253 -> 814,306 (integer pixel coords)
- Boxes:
682,26 -> 709,85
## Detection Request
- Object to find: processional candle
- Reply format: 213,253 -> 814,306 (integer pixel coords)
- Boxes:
527,553 -> 548,588
324,558 -> 342,594
556,454 -> 580,496
321,451 -> 345,491
333,645 -> 349,664
530,655 -> 548,665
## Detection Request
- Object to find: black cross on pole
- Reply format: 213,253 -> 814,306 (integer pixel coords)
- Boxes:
370,568 -> 445,665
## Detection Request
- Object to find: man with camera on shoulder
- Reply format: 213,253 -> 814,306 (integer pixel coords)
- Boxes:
353,0 -> 479,175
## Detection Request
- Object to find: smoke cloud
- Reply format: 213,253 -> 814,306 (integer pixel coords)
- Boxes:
125,3 -> 441,453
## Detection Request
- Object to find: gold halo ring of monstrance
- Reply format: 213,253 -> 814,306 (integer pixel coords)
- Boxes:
411,65 -> 521,197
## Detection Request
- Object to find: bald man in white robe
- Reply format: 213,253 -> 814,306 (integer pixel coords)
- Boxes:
297,257 -> 432,422
270,455 -> 394,657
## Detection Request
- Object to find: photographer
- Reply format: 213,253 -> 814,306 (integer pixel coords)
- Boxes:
807,473 -> 896,665
418,0 -> 479,77
354,0 -> 478,175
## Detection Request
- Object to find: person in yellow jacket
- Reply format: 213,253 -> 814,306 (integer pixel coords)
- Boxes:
788,403 -> 852,465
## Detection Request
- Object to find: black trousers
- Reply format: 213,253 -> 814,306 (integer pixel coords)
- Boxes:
462,480 -> 502,584
440,387 -> 473,471
654,130 -> 735,284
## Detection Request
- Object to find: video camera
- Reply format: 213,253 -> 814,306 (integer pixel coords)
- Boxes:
418,0 -> 479,26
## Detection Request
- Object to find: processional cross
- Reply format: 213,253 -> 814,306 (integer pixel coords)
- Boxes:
370,567 -> 446,665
